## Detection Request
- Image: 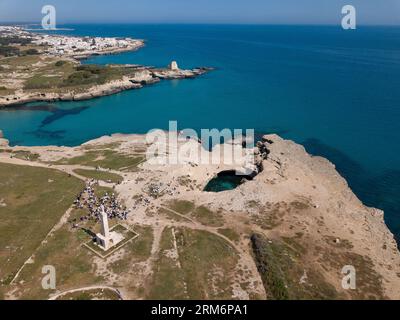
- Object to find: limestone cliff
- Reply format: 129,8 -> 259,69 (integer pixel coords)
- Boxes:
1,133 -> 399,299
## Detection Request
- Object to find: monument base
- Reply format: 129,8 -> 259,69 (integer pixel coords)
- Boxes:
84,224 -> 139,259
96,231 -> 125,251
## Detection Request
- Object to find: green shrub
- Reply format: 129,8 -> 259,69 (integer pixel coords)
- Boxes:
61,70 -> 96,86
55,60 -> 67,67
24,81 -> 52,90
251,234 -> 290,300
0,45 -> 20,57
23,48 -> 39,55
61,64 -> 122,87
0,37 -> 31,46
24,74 -> 57,90
77,65 -> 104,74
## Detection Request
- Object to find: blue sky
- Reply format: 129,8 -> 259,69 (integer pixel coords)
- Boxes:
0,0 -> 399,25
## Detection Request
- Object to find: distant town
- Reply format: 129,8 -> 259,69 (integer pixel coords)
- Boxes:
0,26 -> 143,58
0,25 -> 211,107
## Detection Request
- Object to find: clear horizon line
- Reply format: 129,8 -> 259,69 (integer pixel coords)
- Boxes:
1,21 -> 400,27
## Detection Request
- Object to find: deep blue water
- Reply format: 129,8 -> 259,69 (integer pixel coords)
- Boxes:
0,24 -> 399,240
204,171 -> 247,192
204,175 -> 244,193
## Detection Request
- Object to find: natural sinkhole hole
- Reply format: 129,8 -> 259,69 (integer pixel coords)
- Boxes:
204,170 -> 252,192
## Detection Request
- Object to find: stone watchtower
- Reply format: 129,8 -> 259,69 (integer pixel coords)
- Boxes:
169,61 -> 179,71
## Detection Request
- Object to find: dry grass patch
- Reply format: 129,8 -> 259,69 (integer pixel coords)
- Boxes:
55,150 -> 144,171
148,227 -> 238,299
56,288 -> 121,300
217,228 -> 240,243
191,206 -> 224,227
166,199 -> 195,215
0,163 -> 84,286
73,169 -> 123,184
251,234 -> 340,300
321,248 -> 386,299
251,202 -> 288,230
109,225 -> 154,274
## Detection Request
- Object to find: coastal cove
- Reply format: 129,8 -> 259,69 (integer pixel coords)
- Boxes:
0,24 -> 399,242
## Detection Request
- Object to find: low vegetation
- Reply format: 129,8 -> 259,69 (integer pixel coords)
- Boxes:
109,225 -> 153,274
251,202 -> 289,230
11,150 -> 40,161
148,227 -> 238,299
23,62 -> 132,91
217,228 -> 240,242
54,150 -> 144,171
56,288 -> 121,300
0,45 -> 19,57
250,233 -> 339,300
0,163 -> 84,286
0,46 -> 136,96
82,142 -> 122,150
73,168 -> 123,183
166,199 -> 195,215
0,36 -> 32,47
164,200 -> 225,227
158,207 -> 190,222
16,224 -> 103,299
55,60 -> 67,67
192,206 -> 224,227
321,247 -> 386,299
61,64 -> 126,87
0,38 -> 33,57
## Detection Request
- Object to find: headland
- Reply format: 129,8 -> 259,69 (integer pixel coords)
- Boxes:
0,26 -> 212,107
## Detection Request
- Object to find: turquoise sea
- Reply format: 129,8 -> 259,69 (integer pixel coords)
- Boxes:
0,24 -> 399,240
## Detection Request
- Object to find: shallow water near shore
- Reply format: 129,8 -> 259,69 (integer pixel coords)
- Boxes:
0,24 -> 399,240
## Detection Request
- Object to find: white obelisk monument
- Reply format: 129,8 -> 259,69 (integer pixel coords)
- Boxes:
97,205 -> 111,250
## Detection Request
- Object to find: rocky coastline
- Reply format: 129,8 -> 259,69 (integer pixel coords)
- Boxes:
1,26 -> 399,300
1,132 -> 399,299
0,26 -> 213,108
0,66 -> 212,107
70,40 -> 145,60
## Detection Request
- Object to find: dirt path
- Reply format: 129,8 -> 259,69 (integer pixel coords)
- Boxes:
157,206 -> 266,298
0,155 -> 266,298
48,285 -> 124,300
159,205 -> 240,250
9,206 -> 75,285
0,157 -> 114,285
0,156 -> 118,187
140,224 -> 165,298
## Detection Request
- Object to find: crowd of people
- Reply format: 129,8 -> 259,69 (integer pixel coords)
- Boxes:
71,179 -> 130,227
